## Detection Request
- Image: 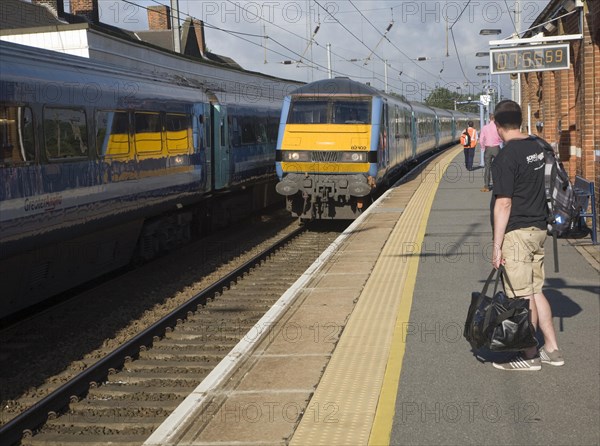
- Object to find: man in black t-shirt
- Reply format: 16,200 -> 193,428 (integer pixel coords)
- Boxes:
489,100 -> 564,371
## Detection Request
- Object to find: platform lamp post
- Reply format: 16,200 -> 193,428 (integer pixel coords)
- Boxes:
475,65 -> 493,115
480,29 -> 503,102
475,52 -> 491,167
454,86 -> 461,110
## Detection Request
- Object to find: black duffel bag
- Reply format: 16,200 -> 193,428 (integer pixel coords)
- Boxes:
464,266 -> 538,352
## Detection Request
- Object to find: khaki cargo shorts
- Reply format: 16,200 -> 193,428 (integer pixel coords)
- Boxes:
501,227 -> 547,297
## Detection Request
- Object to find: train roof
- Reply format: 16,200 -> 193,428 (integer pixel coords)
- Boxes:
0,40 -> 210,106
289,77 -> 380,97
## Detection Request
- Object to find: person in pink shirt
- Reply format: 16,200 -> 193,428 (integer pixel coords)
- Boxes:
479,113 -> 503,192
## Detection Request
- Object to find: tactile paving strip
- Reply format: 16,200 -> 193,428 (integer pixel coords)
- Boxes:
290,147 -> 462,446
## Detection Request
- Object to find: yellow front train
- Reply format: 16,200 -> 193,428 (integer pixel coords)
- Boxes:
276,78 -> 480,220
276,78 -> 398,220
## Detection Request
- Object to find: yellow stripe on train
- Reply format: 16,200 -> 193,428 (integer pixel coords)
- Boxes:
281,123 -> 371,152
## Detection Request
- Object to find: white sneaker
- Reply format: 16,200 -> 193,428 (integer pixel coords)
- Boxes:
492,354 -> 541,371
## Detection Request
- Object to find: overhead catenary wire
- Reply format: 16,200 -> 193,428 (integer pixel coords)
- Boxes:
347,0 -> 451,84
116,0 -> 442,99
148,0 -> 444,95
311,0 -> 440,91
220,0 -> 410,90
448,0 -> 474,85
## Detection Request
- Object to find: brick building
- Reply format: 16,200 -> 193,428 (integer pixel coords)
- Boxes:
519,0 -> 599,219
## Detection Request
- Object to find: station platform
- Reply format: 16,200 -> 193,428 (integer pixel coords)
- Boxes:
145,146 -> 600,446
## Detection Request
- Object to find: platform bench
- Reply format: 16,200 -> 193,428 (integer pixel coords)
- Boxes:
574,176 -> 597,244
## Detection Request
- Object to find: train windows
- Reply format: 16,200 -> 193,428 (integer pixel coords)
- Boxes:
201,114 -> 210,149
255,120 -> 267,144
96,110 -> 130,157
0,105 -> 35,165
288,98 -> 371,124
220,117 -> 226,148
267,117 -> 278,143
241,117 -> 257,145
332,100 -> 370,124
288,100 -> 328,124
134,112 -> 162,153
44,107 -> 88,160
166,113 -> 191,153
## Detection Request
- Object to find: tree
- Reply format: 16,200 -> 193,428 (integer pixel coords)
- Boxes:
424,87 -> 478,113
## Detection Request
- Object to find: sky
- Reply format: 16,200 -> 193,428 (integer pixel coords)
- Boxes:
93,0 -> 551,102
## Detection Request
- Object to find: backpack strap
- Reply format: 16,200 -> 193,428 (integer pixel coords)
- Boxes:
530,136 -> 555,219
530,136 -> 561,272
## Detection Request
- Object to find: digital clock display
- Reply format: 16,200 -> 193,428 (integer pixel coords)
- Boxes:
490,44 -> 570,74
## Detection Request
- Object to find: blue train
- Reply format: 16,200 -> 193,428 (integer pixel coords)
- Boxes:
0,41 -> 300,319
275,77 -> 478,219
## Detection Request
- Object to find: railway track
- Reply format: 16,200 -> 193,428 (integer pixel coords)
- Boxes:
0,222 -> 346,446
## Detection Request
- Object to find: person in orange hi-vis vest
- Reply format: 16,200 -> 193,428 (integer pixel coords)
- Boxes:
460,121 -> 478,171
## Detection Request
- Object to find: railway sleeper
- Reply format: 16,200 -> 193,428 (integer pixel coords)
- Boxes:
123,359 -> 215,375
223,288 -> 288,297
35,414 -> 161,435
137,350 -> 224,362
223,284 -> 293,293
150,338 -> 239,350
86,385 -> 190,401
202,302 -> 275,312
190,310 -> 266,321
206,298 -> 286,308
133,344 -> 249,362
68,398 -> 180,417
168,320 -> 257,335
224,278 -> 301,288
104,373 -> 201,387
164,330 -> 245,342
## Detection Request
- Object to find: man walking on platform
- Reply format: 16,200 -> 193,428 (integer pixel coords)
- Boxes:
489,100 -> 564,371
461,121 -> 478,171
479,114 -> 502,192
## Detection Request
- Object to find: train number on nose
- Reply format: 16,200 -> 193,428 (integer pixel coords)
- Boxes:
350,145 -> 367,150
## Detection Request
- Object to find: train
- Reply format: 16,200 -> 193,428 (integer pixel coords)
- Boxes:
275,77 -> 478,219
0,40 -> 301,320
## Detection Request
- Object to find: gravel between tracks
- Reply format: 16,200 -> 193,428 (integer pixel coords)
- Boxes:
0,211 -> 299,426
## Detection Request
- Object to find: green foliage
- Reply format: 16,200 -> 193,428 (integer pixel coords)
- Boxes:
424,87 -> 479,113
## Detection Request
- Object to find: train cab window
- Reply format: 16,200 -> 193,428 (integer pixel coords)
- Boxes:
44,107 -> 88,160
165,113 -> 191,152
288,100 -> 328,124
0,105 -> 35,165
96,110 -> 130,157
134,112 -> 162,153
333,100 -> 370,124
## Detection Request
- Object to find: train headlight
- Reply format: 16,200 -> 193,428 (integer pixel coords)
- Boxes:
341,152 -> 367,162
283,151 -> 310,162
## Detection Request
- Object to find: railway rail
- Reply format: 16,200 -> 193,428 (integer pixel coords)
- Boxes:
0,220 -> 347,446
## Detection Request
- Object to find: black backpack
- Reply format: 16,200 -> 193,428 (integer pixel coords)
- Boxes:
533,136 -> 580,271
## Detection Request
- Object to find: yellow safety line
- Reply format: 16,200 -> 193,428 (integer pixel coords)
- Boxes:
369,147 -> 462,445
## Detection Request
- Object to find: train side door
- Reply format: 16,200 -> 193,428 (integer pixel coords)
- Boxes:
211,103 -> 230,190
193,103 -> 210,190
411,112 -> 417,158
403,109 -> 412,161
451,117 -> 457,141
379,102 -> 389,172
